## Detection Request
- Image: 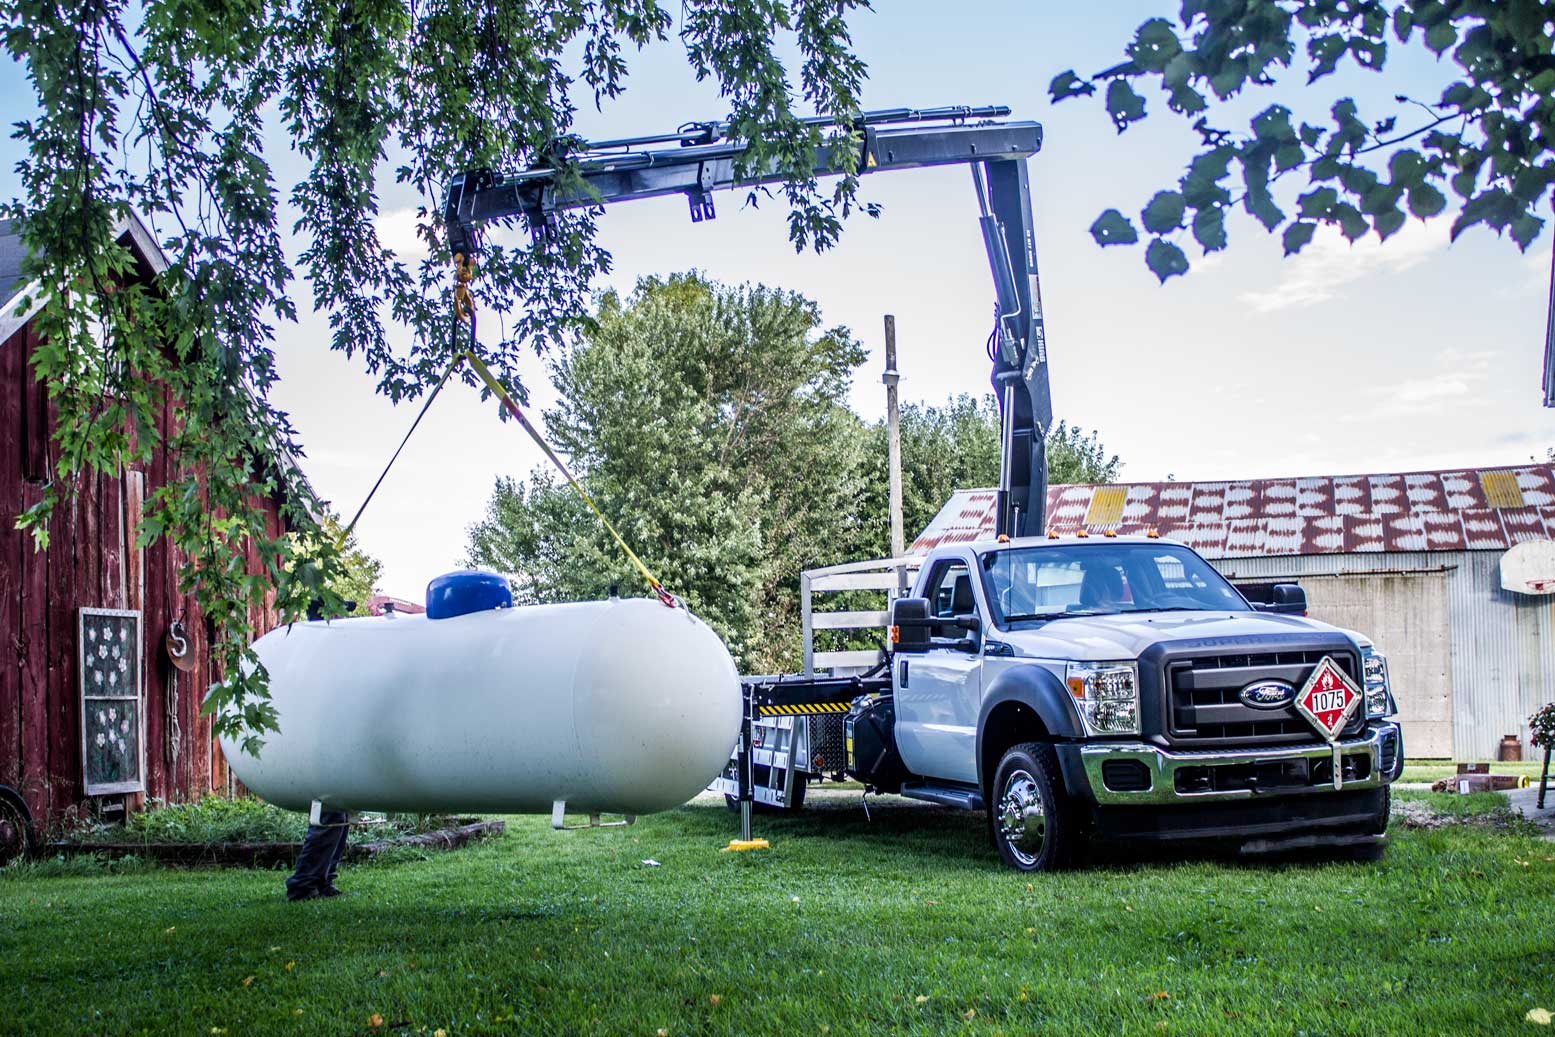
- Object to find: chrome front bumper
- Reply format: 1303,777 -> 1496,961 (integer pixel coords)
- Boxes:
1078,724 -> 1398,806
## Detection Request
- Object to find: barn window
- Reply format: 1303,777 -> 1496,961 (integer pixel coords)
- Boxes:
79,608 -> 145,796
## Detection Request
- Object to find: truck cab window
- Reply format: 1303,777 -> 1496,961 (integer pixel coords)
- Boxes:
929,564 -> 976,619
982,543 -> 1250,623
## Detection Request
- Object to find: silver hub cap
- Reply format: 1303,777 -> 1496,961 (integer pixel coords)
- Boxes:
997,768 -> 1046,866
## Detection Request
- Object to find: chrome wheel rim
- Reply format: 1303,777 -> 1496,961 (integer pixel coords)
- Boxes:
997,768 -> 1045,867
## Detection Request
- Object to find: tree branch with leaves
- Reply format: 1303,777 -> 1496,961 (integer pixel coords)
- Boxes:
1051,0 -> 1553,281
4,0 -> 870,750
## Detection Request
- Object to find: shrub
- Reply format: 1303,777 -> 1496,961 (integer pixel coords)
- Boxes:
65,797 -> 457,847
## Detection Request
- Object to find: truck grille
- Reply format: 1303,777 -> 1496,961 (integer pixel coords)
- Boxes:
1165,649 -> 1365,746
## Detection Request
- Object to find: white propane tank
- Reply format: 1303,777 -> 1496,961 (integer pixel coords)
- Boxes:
219,582 -> 741,816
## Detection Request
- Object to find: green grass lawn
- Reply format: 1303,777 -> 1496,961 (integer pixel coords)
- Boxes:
1397,759 -> 1546,784
1391,790 -> 1514,818
5,796 -> 1554,1036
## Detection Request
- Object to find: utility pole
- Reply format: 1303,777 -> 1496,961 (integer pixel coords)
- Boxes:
884,315 -> 908,592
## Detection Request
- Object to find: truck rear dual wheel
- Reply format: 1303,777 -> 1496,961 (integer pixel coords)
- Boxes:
988,743 -> 1077,872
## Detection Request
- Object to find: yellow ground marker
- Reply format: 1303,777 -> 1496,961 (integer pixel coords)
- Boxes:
723,839 -> 770,852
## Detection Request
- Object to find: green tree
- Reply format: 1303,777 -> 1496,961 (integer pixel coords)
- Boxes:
465,273 -> 867,671
1047,421 -> 1123,487
856,394 -> 1123,556
4,2 -> 867,745
1053,2 -> 1554,281
289,517 -> 385,617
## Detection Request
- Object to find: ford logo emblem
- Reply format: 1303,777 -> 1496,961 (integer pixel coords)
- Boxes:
1239,679 -> 1296,710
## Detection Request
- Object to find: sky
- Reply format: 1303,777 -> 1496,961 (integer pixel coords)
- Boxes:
3,2 -> 1553,599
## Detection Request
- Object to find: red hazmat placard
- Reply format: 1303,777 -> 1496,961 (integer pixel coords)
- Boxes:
1295,656 -> 1362,742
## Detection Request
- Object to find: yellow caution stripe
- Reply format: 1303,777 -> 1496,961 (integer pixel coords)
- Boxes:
757,702 -> 852,716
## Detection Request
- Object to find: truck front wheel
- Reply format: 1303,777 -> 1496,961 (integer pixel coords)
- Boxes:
988,743 -> 1076,872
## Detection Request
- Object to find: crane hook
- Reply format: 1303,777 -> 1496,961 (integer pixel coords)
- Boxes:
453,252 -> 476,322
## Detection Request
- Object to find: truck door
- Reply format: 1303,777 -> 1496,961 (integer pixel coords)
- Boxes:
895,559 -> 983,784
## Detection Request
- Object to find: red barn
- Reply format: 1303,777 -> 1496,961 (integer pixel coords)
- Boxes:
0,213 -> 313,854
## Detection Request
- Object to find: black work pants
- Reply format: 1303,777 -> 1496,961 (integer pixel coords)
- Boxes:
286,810 -> 349,898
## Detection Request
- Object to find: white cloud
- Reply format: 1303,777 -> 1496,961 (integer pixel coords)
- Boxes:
1239,217 -> 1449,313
1348,348 -> 1495,419
374,207 -> 429,259
1523,246 -> 1552,294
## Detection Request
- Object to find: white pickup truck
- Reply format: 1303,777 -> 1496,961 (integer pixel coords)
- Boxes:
719,534 -> 1404,871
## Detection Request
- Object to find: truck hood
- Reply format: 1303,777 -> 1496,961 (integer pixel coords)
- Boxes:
999,610 -> 1360,662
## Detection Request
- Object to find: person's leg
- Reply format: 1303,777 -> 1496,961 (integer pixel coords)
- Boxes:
286,809 -> 350,900
322,811 -> 351,892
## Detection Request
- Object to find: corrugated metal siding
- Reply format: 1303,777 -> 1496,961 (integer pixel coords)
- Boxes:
1215,551 -> 1554,760
912,465 -> 1555,557
1450,552 -> 1554,761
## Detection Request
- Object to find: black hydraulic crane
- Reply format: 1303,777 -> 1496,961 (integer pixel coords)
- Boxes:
444,104 -> 1054,538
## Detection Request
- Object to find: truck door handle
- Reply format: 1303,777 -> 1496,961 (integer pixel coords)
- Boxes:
899,659 -> 909,688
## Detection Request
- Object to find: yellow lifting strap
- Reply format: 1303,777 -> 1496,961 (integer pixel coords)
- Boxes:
337,255 -> 678,609
459,349 -> 678,610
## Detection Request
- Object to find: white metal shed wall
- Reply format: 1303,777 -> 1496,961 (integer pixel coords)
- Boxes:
1214,551 -> 1553,761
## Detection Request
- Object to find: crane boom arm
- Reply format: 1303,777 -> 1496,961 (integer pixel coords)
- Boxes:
443,105 -> 1053,537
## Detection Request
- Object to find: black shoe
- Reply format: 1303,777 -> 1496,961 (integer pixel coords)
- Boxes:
287,887 -> 323,902
320,884 -> 347,897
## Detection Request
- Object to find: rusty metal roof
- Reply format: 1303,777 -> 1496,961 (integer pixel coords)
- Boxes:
909,464 -> 1555,560
366,594 -> 426,616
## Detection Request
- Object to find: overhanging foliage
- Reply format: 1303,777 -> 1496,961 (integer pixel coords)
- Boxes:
4,0 -> 868,749
1053,1 -> 1554,281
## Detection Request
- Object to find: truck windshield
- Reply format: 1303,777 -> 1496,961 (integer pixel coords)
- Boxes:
980,543 -> 1250,624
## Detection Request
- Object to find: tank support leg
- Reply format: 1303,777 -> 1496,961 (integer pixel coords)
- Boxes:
739,703 -> 754,843
550,800 -> 636,830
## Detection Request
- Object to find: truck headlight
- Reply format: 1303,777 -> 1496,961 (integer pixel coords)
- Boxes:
1066,661 -> 1140,736
1362,649 -> 1395,718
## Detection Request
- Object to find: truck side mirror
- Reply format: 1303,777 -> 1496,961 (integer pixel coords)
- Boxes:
890,597 -> 934,654
1270,583 -> 1306,614
1253,582 -> 1307,615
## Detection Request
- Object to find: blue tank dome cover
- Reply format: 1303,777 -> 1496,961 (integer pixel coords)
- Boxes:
426,571 -> 513,620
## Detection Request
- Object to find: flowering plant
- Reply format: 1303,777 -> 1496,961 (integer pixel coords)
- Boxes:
1530,703 -> 1555,749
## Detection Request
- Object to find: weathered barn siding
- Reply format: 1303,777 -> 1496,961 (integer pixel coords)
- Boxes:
1,318 -> 289,826
1215,551 -> 1553,760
